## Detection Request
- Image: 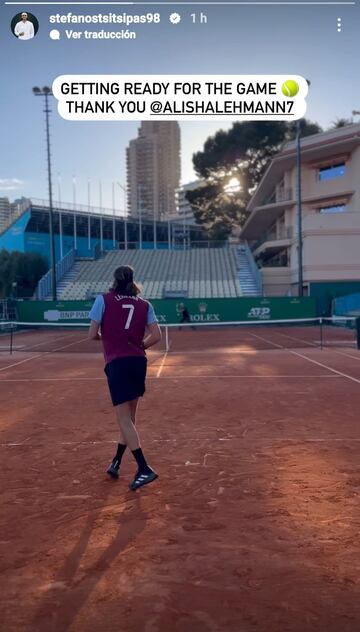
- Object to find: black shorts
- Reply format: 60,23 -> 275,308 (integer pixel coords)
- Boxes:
104,356 -> 147,406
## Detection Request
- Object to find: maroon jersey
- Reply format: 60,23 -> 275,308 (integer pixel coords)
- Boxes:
101,292 -> 149,365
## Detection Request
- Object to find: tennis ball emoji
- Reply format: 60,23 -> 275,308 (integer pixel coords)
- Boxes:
281,80 -> 299,97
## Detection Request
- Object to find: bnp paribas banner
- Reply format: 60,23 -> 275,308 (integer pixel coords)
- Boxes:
16,297 -> 316,324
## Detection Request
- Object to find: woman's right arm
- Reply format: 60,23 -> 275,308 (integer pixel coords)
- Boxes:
143,322 -> 162,350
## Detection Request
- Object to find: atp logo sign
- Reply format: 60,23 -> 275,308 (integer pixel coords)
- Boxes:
248,307 -> 271,319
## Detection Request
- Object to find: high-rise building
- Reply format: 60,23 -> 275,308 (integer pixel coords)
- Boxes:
0,197 -> 25,233
176,180 -> 205,219
126,122 -> 181,220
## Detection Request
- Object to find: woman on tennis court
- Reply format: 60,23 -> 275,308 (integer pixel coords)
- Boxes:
88,265 -> 161,490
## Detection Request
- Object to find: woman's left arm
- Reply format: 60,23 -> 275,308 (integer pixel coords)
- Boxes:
88,320 -> 101,340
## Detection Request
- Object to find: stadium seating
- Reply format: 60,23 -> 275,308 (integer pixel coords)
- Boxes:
55,247 -> 246,300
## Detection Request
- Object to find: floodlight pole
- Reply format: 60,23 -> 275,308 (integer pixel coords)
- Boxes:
296,119 -> 303,298
153,206 -> 157,250
138,185 -> 143,250
117,182 -> 128,250
33,87 -> 57,301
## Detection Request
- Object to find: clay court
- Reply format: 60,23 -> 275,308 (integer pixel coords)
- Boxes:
1,324 -> 360,632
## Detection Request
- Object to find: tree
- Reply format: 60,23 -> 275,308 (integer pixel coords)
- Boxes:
330,118 -> 353,128
0,250 -> 48,298
187,120 -> 323,239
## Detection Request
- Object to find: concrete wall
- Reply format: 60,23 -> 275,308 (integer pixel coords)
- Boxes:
280,147 -> 360,286
0,211 -> 30,252
261,267 -> 292,296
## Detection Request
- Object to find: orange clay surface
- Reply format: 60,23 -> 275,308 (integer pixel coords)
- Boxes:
1,328 -> 360,632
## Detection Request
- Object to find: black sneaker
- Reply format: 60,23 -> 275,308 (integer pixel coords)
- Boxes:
106,459 -> 120,479
129,469 -> 158,491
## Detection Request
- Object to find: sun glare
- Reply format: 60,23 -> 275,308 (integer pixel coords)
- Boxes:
224,176 -> 241,194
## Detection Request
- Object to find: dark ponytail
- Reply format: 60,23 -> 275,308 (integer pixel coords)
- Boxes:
112,265 -> 141,296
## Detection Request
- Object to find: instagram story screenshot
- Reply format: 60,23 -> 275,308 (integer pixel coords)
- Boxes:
1,0 -> 360,631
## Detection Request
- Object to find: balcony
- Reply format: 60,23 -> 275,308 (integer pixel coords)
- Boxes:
252,226 -> 294,258
241,189 -> 295,241
262,188 -> 293,206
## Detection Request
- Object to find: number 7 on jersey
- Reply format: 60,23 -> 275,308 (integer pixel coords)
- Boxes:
122,304 -> 135,329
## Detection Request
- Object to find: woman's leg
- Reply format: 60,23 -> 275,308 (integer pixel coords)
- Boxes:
129,398 -> 139,426
116,401 -> 157,490
108,398 -> 157,489
114,399 -> 138,447
107,399 -> 140,478
115,401 -> 140,451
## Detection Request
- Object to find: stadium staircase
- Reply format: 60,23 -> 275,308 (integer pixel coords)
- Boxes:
237,243 -> 262,296
56,261 -> 83,297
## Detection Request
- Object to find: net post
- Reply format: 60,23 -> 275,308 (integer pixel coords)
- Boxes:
356,317 -> 360,351
10,325 -> 13,355
320,317 -> 323,350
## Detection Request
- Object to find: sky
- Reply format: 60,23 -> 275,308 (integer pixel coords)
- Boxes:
1,0 -> 359,212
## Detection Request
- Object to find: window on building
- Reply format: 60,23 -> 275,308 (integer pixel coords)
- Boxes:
318,163 -> 346,181
318,204 -> 346,214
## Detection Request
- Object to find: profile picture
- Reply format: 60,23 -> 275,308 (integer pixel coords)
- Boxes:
11,11 -> 39,40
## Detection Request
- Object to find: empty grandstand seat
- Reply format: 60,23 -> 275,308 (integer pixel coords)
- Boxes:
55,246 -> 242,301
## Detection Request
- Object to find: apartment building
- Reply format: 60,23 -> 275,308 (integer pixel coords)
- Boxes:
241,124 -> 360,298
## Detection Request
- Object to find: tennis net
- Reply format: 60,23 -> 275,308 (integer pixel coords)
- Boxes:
163,316 -> 360,353
0,317 -> 359,355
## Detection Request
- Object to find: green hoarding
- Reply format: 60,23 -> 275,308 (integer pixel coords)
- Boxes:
16,297 -> 316,324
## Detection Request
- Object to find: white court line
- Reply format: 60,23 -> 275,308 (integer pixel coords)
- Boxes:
275,329 -> 356,349
164,349 -> 267,355
262,328 -> 358,354
250,328 -> 359,362
248,331 -> 283,349
272,330 -> 317,347
0,336 -> 90,373
151,374 -> 341,379
13,331 -> 80,353
0,353 -> 45,373
331,349 -> 360,361
2,437 -> 360,448
156,341 -> 172,378
156,353 -> 168,378
1,329 -> 89,354
0,375 -> 342,382
0,377 -> 105,381
248,331 -> 360,385
11,332 -> 80,352
289,350 -> 360,385
315,340 -> 355,346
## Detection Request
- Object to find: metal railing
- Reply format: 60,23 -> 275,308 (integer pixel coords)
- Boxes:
93,242 -> 102,260
252,226 -> 293,251
116,240 -> 229,250
190,241 -> 229,249
37,249 -> 76,300
239,241 -> 263,295
263,188 -> 293,205
30,198 -> 127,219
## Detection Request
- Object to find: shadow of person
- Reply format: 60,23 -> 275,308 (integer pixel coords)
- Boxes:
29,487 -> 146,632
